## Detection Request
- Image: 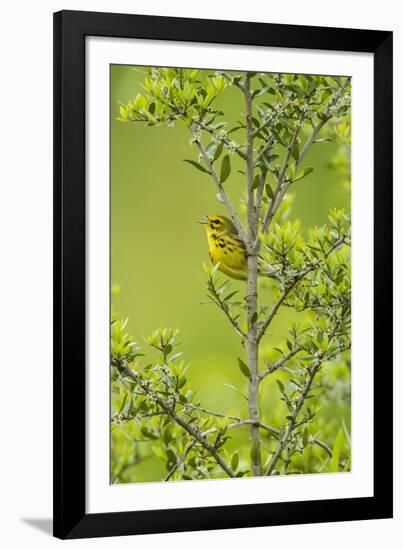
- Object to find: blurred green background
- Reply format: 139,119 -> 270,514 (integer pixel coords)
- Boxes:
110,65 -> 351,482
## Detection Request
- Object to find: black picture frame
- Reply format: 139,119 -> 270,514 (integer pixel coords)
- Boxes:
53,9 -> 393,539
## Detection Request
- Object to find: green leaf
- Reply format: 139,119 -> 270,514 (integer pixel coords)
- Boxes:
224,383 -> 248,401
272,129 -> 287,147
223,290 -> 239,302
211,261 -> 221,277
266,154 -> 279,162
330,428 -> 344,472
317,112 -> 329,122
228,125 -> 244,134
183,159 -> 209,174
276,379 -> 285,394
291,141 -> 300,161
164,344 -> 172,356
220,154 -> 231,183
166,448 -> 176,464
205,141 -> 217,159
213,141 -> 224,161
162,425 -> 174,445
238,357 -> 251,378
265,184 -> 274,199
231,452 -> 239,471
141,427 -> 158,440
321,89 -> 332,102
177,376 -> 187,389
252,174 -> 261,190
336,105 -> 349,117
292,166 -> 314,183
118,393 -> 128,415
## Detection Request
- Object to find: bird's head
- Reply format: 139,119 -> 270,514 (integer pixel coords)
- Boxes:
198,214 -> 237,236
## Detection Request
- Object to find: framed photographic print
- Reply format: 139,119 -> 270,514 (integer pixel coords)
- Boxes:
54,10 -> 393,539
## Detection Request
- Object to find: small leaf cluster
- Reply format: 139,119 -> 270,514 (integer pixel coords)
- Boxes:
118,70 -> 350,199
111,322 -> 247,481
117,67 -> 227,127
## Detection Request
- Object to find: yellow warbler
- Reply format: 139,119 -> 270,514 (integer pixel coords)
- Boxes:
199,214 -> 249,280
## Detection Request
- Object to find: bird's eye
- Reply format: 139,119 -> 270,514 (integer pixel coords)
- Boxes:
213,219 -> 221,225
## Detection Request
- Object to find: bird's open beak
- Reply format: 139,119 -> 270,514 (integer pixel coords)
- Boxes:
197,212 -> 209,224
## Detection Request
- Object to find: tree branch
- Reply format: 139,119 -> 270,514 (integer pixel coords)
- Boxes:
194,134 -> 248,245
251,100 -> 292,138
163,440 -> 196,481
259,345 -> 304,380
222,71 -> 245,91
117,402 -> 333,459
121,365 -> 236,478
194,119 -> 247,160
255,78 -> 350,250
265,322 -> 343,475
254,136 -> 275,166
257,233 -> 349,342
207,279 -> 247,339
265,359 -> 322,475
183,404 -> 278,436
298,77 -> 351,164
254,171 -> 268,222
259,116 -> 303,238
257,285 -> 294,343
244,72 -> 262,476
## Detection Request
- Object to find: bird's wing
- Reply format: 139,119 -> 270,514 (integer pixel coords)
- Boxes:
226,231 -> 265,261
223,233 -> 247,251
222,230 -> 246,247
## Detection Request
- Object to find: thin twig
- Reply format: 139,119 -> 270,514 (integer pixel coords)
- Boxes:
194,119 -> 247,160
251,101 -> 291,138
259,345 -> 304,380
257,286 -> 294,343
255,171 -> 268,218
183,404 -> 332,456
121,365 -> 236,478
184,403 -> 271,433
254,136 -> 275,166
255,77 -> 350,250
164,440 -> 196,481
265,360 -> 322,475
222,71 -> 245,91
259,116 -> 304,239
194,135 -> 248,245
265,323 -> 343,475
299,77 -> 350,164
207,280 -> 247,339
257,234 -> 348,342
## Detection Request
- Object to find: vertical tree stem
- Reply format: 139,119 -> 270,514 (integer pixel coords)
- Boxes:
244,73 -> 262,476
